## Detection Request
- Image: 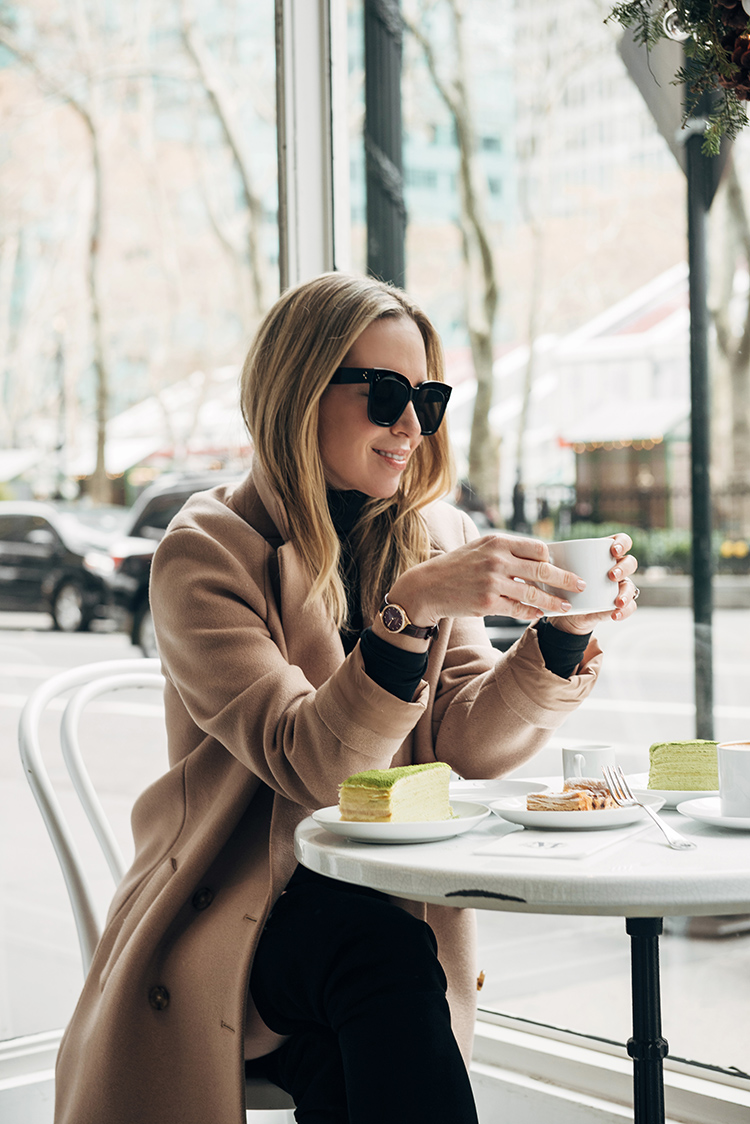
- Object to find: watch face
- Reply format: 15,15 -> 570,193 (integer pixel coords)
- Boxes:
381,604 -> 406,632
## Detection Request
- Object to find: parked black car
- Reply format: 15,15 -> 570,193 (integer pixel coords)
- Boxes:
0,501 -> 115,631
484,614 -> 527,651
102,472 -> 242,656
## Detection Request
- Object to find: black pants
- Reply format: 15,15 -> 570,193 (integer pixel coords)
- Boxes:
247,866 -> 479,1124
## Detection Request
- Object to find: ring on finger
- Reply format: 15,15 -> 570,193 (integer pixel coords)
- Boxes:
632,584 -> 640,601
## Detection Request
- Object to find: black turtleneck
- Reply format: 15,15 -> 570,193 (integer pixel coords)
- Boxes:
326,489 -> 591,695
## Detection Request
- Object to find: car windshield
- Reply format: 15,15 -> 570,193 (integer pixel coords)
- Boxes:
52,504 -> 130,537
54,513 -> 117,552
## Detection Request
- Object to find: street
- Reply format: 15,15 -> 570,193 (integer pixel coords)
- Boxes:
1,606 -> 749,1079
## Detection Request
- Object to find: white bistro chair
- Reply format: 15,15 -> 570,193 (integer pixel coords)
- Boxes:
18,658 -> 295,1117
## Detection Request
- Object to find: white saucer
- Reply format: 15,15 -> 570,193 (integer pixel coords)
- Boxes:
489,791 -> 665,831
628,772 -> 718,809
676,797 -> 750,831
311,800 -> 491,845
449,778 -> 549,801
545,603 -> 616,618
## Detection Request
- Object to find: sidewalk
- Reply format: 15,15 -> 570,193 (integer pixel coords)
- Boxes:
637,572 -> 750,609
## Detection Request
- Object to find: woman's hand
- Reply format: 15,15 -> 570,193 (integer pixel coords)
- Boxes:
384,532 -> 592,629
550,534 -> 639,636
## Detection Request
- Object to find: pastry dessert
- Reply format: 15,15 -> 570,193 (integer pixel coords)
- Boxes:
526,778 -> 616,812
338,762 -> 452,823
647,740 -> 719,791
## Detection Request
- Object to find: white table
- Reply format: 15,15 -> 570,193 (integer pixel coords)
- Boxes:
295,796 -> 750,1124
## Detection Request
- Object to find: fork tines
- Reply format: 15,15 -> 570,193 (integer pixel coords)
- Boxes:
602,763 -> 633,807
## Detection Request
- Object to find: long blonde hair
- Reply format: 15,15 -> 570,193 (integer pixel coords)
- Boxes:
241,272 -> 455,627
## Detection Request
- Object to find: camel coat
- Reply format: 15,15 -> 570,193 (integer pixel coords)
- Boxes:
53,464 -> 602,1124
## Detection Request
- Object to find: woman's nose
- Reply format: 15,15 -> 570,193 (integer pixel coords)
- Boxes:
393,400 -> 421,437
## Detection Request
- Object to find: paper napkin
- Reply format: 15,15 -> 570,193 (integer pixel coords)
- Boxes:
473,821 -> 650,860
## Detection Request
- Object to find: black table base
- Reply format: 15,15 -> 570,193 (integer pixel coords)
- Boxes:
626,917 -> 669,1124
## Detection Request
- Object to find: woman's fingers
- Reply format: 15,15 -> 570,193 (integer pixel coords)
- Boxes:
613,577 -> 640,617
504,539 -> 586,595
610,533 -> 633,558
608,543 -> 638,584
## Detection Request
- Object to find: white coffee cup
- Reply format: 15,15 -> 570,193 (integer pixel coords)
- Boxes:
541,537 -> 618,616
718,741 -> 750,818
562,744 -> 616,782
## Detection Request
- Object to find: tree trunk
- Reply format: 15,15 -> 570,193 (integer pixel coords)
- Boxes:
711,156 -> 750,511
86,115 -> 112,504
515,218 -> 544,488
405,0 -> 501,512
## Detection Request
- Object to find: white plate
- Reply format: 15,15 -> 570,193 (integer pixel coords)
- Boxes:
449,778 -> 549,801
311,800 -> 491,844
628,772 -> 719,808
676,797 -> 750,832
489,791 -> 665,831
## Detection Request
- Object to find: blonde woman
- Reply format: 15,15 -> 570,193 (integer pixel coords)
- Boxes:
54,273 -> 638,1124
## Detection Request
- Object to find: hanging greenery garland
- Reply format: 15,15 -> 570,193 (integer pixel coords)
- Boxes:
608,1 -> 750,153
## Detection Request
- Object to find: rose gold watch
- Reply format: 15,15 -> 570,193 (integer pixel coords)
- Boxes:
378,594 -> 439,640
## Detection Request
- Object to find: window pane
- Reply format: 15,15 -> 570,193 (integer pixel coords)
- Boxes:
0,0 -> 277,1041
347,0 -> 750,1085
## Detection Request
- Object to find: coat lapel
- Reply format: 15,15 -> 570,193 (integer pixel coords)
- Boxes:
276,542 -> 344,688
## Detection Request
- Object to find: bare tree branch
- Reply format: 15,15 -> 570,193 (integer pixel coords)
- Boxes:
180,0 -> 266,314
0,22 -> 112,502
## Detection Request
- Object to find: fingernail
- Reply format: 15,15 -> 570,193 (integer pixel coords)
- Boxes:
611,567 -> 622,580
612,542 -> 623,555
616,596 -> 625,607
576,579 -> 586,591
613,610 -> 622,620
561,601 -> 572,612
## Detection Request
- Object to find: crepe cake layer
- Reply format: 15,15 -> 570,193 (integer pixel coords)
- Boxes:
647,740 -> 719,791
338,762 -> 452,823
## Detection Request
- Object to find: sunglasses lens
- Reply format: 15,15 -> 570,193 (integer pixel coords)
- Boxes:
369,376 -> 410,426
413,386 -> 448,435
365,373 -> 450,433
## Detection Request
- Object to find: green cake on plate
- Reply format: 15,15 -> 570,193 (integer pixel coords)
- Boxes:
647,740 -> 719,791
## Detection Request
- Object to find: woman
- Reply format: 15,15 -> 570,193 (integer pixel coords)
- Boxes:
53,273 -> 638,1124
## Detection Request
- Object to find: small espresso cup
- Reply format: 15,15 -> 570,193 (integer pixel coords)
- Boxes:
718,741 -> 750,819
541,537 -> 618,616
562,744 -> 616,782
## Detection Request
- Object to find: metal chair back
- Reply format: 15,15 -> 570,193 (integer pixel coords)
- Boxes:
18,657 -> 294,1115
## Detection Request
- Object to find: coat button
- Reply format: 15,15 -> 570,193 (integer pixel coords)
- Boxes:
192,887 -> 214,911
149,985 -> 170,1010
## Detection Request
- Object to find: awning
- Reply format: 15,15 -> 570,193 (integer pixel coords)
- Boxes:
560,399 -> 689,446
0,448 -> 44,481
68,437 -> 164,477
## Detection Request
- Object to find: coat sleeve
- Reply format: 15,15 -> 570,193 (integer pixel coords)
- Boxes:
150,522 -> 428,809
424,509 -> 603,779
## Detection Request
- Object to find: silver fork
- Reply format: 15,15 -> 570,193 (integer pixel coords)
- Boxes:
602,764 -> 697,850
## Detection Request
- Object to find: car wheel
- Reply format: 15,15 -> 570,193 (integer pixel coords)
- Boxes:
134,601 -> 158,658
52,582 -> 89,633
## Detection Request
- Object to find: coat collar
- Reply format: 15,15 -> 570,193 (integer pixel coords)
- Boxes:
231,461 -> 344,688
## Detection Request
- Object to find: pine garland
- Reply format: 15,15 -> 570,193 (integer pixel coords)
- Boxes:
608,1 -> 750,154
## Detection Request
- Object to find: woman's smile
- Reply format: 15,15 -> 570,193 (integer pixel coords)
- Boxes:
374,447 -> 410,466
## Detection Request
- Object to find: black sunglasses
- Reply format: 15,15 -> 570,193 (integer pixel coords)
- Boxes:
329,367 -> 452,436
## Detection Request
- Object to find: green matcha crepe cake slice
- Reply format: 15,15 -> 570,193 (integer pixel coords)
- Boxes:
338,762 -> 452,823
647,740 -> 719,791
